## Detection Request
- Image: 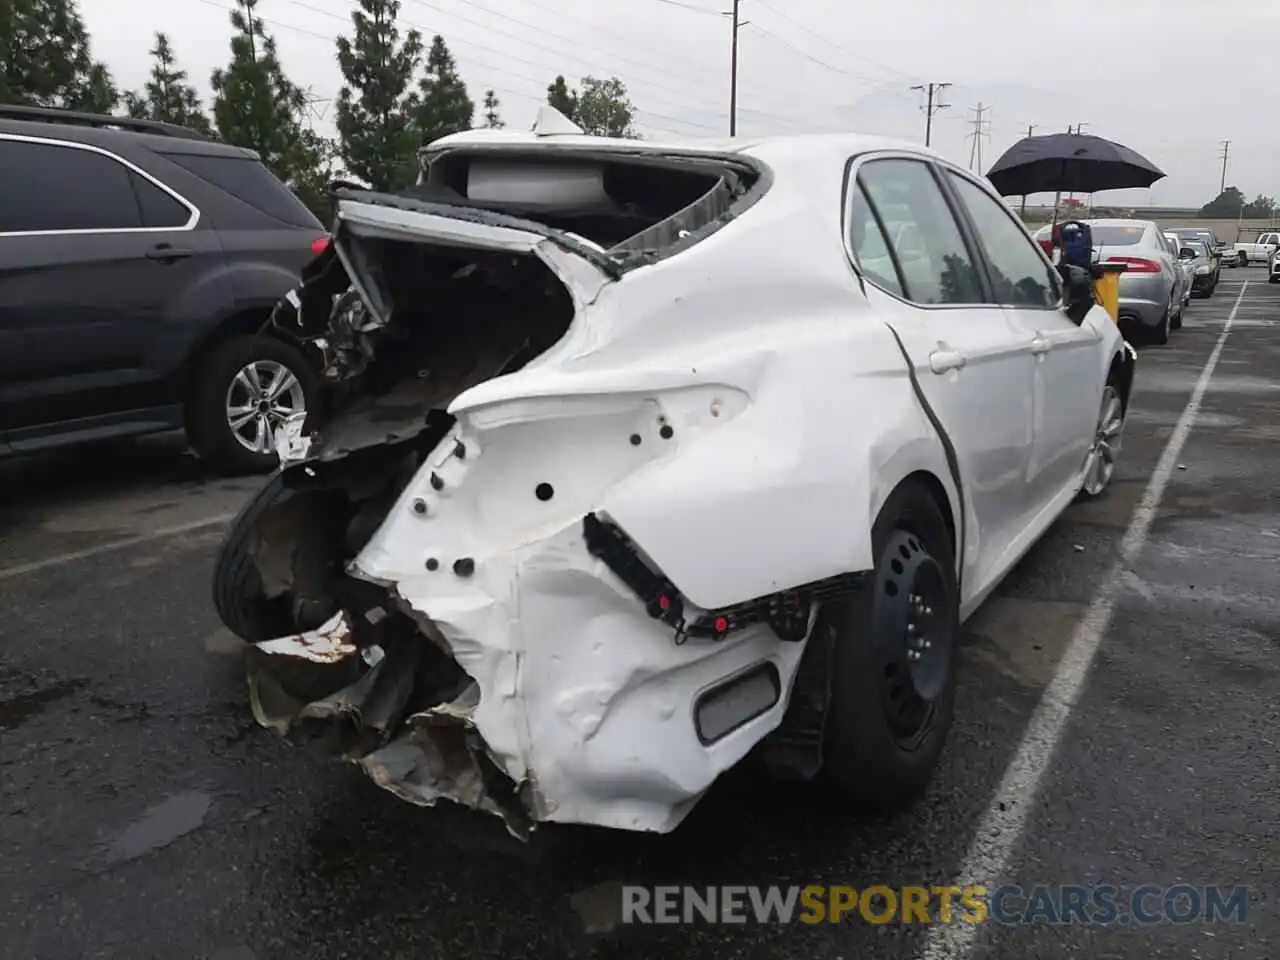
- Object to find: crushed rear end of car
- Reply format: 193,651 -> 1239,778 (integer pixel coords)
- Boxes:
224,145 -> 875,837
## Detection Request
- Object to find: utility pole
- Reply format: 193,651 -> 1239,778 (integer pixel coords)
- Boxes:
1019,124 -> 1035,216
967,102 -> 989,171
1065,124 -> 1088,203
724,0 -> 749,136
910,81 -> 951,147
1219,140 -> 1231,195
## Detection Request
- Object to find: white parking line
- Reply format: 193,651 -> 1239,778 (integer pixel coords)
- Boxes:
919,280 -> 1250,959
0,513 -> 235,582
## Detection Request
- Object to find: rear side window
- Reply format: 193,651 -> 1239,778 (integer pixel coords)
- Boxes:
0,139 -> 142,232
856,158 -> 984,306
132,173 -> 191,228
165,153 -> 318,227
945,172 -> 1058,308
847,183 -> 905,297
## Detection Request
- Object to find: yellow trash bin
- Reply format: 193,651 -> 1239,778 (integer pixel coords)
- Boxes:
1090,262 -> 1126,324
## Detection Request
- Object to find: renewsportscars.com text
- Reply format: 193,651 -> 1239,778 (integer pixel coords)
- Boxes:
621,884 -> 1250,926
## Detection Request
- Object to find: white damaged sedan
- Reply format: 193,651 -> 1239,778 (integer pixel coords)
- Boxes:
213,117 -> 1136,837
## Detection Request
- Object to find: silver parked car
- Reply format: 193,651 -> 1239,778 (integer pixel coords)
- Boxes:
1088,219 -> 1180,343
1162,232 -> 1192,313
1174,238 -> 1216,298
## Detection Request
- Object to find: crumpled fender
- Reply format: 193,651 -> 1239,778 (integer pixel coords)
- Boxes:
595,324 -> 959,611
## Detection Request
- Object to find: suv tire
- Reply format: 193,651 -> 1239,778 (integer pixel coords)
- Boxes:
189,335 -> 319,475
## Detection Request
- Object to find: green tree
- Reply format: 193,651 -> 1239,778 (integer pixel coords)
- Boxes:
63,59 -> 118,113
546,74 -> 577,118
1242,194 -> 1275,218
0,0 -> 117,111
334,0 -> 422,191
573,75 -> 638,138
1199,186 -> 1245,218
291,126 -> 341,222
412,34 -> 472,148
210,0 -> 311,183
482,88 -> 502,128
124,33 -> 212,133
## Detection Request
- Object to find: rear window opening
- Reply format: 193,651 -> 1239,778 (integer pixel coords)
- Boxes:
412,150 -> 757,256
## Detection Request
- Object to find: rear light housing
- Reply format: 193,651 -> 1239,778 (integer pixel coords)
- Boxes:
1106,256 -> 1160,274
311,235 -> 331,256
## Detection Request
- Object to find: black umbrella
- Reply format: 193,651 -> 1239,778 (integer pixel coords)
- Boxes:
985,133 -> 1165,197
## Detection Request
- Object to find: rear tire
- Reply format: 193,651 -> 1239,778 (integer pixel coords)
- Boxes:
212,473 -> 300,643
189,335 -> 319,476
820,480 -> 959,811
1150,308 -> 1170,345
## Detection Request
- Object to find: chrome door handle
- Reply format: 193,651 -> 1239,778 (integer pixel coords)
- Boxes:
929,349 -> 967,374
1030,334 -> 1052,355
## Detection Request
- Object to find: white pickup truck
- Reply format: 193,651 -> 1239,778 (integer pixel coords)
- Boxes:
1225,231 -> 1280,266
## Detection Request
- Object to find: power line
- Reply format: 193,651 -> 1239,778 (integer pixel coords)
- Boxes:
750,0 -> 921,84
910,81 -> 950,147
649,0 -> 720,12
967,102 -> 990,171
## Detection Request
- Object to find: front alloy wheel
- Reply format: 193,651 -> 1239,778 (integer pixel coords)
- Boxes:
1080,384 -> 1124,497
226,359 -> 306,456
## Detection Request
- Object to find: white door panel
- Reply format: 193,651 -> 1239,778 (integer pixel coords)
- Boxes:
1005,308 -> 1103,509
867,289 -> 1035,603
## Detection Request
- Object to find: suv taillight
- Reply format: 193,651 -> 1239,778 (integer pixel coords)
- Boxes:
311,236 -> 330,256
1106,256 -> 1160,274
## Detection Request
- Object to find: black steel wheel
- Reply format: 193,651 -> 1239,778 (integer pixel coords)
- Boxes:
821,479 -> 960,811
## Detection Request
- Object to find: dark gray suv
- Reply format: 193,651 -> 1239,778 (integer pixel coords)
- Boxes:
0,104 -> 328,473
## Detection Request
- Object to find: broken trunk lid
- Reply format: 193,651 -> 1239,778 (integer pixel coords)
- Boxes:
332,188 -> 625,281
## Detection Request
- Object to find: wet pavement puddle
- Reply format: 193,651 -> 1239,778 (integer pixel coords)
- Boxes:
101,791 -> 213,865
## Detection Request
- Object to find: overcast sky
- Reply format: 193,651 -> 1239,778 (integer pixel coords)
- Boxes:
81,0 -> 1278,207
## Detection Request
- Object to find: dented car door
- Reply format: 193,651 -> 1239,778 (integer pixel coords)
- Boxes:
848,156 -> 1036,605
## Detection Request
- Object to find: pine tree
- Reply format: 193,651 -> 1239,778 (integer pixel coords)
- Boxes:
210,0 -> 311,183
482,89 -> 502,128
412,35 -> 472,148
334,0 -> 422,191
125,33 -> 212,134
0,0 -> 117,111
546,75 -> 577,119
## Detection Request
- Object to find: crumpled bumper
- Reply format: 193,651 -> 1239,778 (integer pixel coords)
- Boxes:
246,396 -> 813,836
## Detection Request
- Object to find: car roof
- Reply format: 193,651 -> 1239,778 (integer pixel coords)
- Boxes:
423,128 -> 948,168
0,115 -> 259,160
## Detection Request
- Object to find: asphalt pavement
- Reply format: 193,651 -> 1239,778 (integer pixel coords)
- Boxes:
1,276 -> 1277,960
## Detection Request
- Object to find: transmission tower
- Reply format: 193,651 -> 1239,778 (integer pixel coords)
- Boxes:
967,102 -> 990,171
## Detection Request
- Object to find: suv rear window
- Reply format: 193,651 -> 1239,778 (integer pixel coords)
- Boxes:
164,153 -> 319,228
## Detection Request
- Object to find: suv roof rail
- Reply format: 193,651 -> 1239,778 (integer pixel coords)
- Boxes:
0,103 -> 214,142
